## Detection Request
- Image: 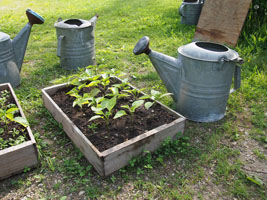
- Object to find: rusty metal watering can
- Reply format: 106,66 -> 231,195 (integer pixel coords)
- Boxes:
54,15 -> 98,70
134,36 -> 243,122
0,9 -> 44,87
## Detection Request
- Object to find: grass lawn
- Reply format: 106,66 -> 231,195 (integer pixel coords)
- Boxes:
0,0 -> 266,199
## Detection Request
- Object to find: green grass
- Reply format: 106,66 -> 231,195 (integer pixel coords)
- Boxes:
0,0 -> 266,199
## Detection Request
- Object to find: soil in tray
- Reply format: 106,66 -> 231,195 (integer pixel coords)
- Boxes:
0,89 -> 29,150
51,79 -> 178,152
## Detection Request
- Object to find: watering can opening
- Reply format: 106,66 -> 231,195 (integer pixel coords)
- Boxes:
64,19 -> 83,26
195,42 -> 228,52
184,0 -> 198,3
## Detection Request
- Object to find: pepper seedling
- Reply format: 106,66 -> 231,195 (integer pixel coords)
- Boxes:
139,89 -> 173,110
120,100 -> 145,124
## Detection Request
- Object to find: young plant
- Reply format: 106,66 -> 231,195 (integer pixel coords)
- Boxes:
89,97 -> 117,127
106,86 -> 130,99
0,89 -> 29,150
0,102 -> 29,132
112,78 -> 130,90
72,88 -> 101,108
140,89 -> 173,110
123,88 -> 144,100
121,100 -> 145,124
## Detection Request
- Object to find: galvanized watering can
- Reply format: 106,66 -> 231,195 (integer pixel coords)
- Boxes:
134,36 -> 243,122
179,0 -> 204,25
0,9 -> 44,87
54,15 -> 98,70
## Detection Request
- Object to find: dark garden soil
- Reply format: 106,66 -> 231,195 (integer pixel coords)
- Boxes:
51,80 -> 178,152
0,89 -> 29,150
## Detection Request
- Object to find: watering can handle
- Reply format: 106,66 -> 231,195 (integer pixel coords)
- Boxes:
57,35 -> 65,57
230,65 -> 241,94
179,4 -> 185,17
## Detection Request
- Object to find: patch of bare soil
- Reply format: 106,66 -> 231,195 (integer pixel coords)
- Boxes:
51,79 -> 177,152
235,109 -> 267,184
238,134 -> 267,183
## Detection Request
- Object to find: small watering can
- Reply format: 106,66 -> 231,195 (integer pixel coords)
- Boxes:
0,9 -> 44,87
179,0 -> 204,25
54,15 -> 98,70
134,36 -> 243,122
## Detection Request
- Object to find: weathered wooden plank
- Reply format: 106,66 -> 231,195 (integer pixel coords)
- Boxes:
102,119 -> 184,176
42,87 -> 105,175
0,141 -> 38,180
0,83 -> 38,180
194,0 -> 252,46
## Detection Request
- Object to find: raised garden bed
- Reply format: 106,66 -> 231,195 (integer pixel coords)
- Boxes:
42,77 -> 185,176
0,83 -> 38,180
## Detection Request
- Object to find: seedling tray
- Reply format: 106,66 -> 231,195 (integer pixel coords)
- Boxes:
42,79 -> 185,176
0,83 -> 38,180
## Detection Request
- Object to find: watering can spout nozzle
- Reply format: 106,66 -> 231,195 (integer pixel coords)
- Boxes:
133,36 -> 151,55
26,9 -> 45,26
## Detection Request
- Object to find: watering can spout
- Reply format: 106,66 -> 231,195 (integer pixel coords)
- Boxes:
12,9 -> 44,72
133,36 -> 182,101
89,14 -> 99,27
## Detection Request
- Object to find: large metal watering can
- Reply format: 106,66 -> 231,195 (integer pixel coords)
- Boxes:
134,36 -> 243,122
54,15 -> 98,70
0,9 -> 44,87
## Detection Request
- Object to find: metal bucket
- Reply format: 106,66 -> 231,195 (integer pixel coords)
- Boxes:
54,15 -> 98,70
179,0 -> 204,25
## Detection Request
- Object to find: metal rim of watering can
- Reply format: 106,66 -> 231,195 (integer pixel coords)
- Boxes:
54,15 -> 98,29
178,41 -> 241,63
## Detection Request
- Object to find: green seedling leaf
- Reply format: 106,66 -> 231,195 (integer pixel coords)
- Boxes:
91,106 -> 103,113
109,87 -> 119,96
114,110 -> 127,119
13,117 -> 29,127
88,74 -> 100,81
66,88 -> 80,98
88,88 -> 100,97
73,98 -> 88,108
247,175 -> 264,187
145,102 -> 154,110
121,105 -> 130,109
118,93 -> 130,98
132,100 -> 144,111
86,80 -> 100,87
5,112 -> 14,121
6,107 -> 19,114
78,83 -> 86,90
159,93 -> 173,99
101,73 -> 109,80
95,96 -> 105,104
151,89 -> 161,99
70,78 -> 81,86
101,97 -> 117,112
139,94 -> 151,100
89,115 -> 102,121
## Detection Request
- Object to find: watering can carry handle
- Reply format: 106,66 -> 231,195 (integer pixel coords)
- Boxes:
230,65 -> 241,94
57,35 -> 65,57
179,4 -> 185,17
220,57 -> 243,94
